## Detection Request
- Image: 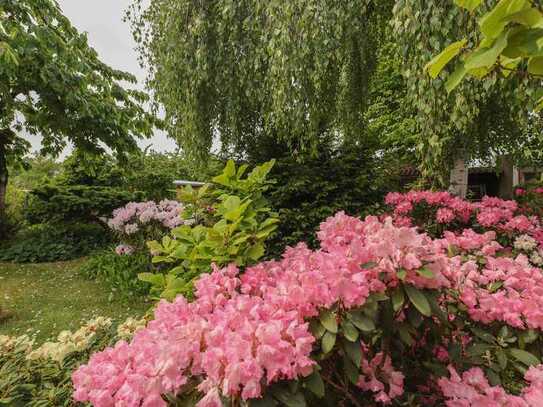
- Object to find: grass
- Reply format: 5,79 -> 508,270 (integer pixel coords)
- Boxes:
0,259 -> 149,343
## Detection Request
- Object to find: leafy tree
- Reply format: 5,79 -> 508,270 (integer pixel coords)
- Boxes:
392,1 -> 539,185
0,0 -> 158,218
427,0 -> 543,99
127,0 -> 393,161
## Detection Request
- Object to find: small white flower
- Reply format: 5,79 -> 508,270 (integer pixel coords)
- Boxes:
514,234 -> 538,251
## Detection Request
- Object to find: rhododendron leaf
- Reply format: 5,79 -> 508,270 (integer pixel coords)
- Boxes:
309,320 -> 326,339
368,292 -> 389,302
397,268 -> 407,280
519,329 -> 539,345
342,354 -> 360,385
466,343 -> 493,357
341,320 -> 359,342
509,348 -> 540,366
392,287 -> 405,312
398,323 -> 414,346
361,261 -> 377,269
448,343 -> 462,362
271,387 -> 306,407
348,311 -> 375,332
304,371 -> 325,398
407,306 -> 424,328
319,310 -> 338,334
404,285 -> 432,317
485,368 -> 501,386
321,331 -> 336,354
488,281 -> 504,293
470,327 -> 496,344
250,395 -> 278,406
342,338 -> 362,368
416,267 -> 435,279
496,349 -> 508,370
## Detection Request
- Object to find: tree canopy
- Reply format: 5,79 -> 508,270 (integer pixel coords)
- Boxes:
127,0 -> 393,161
0,0 -> 158,214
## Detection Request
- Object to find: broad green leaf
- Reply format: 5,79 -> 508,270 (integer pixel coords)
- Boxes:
496,349 -> 508,370
471,327 -> 496,344
398,323 -> 414,346
454,0 -> 483,12
446,63 -> 467,93
319,310 -> 338,333
246,243 -> 265,260
321,331 -> 336,354
510,348 -> 540,366
305,371 -> 325,398
309,320 -> 326,339
341,320 -> 359,342
467,343 -> 493,357
425,39 -> 467,78
505,8 -> 543,27
528,56 -> 543,74
361,261 -> 377,269
348,311 -> 375,332
465,31 -> 509,70
404,285 -> 432,317
342,338 -> 362,368
391,287 -> 405,312
250,395 -> 278,407
416,266 -> 435,279
499,55 -> 522,77
343,355 -> 360,385
138,272 -> 165,287
480,0 -> 527,40
397,268 -> 407,280
272,388 -> 306,407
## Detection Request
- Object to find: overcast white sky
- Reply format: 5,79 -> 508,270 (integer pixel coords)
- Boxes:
25,0 -> 176,155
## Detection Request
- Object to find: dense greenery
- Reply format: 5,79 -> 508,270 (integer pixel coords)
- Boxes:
144,160 -> 279,299
266,146 -> 390,257
0,223 -> 111,263
0,0 -> 158,225
127,0 -> 393,161
392,0 -> 542,184
24,185 -> 143,226
79,251 -> 151,298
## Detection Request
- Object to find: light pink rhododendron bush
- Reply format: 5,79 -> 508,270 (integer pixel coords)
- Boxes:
73,192 -> 543,406
107,200 -> 185,255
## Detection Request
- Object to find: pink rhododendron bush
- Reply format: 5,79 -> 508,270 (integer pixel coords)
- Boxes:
73,191 -> 543,406
107,200 -> 185,255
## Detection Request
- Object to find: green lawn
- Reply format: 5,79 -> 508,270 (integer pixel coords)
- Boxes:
0,260 -> 149,343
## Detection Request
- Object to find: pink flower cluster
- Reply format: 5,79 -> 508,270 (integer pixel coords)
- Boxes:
456,254 -> 543,330
73,264 -> 315,406
73,208 -> 543,405
75,212 -> 454,405
115,244 -> 134,256
107,200 -> 184,235
439,365 -> 543,406
386,191 -> 543,247
357,352 -> 405,404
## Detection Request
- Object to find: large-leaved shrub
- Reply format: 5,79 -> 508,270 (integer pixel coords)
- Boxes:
142,160 -> 279,299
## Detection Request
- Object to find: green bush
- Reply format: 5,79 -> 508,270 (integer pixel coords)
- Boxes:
143,160 -> 279,300
24,185 -> 143,225
266,147 -> 389,256
78,250 -> 151,297
0,223 -> 111,263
